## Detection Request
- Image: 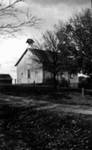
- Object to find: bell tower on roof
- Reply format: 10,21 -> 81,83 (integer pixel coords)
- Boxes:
26,39 -> 35,48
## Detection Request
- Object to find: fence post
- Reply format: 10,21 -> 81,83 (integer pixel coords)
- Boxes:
82,87 -> 84,98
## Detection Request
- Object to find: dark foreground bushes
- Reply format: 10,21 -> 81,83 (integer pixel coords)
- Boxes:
0,83 -> 92,97
0,84 -> 55,96
78,76 -> 92,89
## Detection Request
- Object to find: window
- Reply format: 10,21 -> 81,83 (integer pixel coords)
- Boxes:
21,73 -> 23,77
27,69 -> 31,78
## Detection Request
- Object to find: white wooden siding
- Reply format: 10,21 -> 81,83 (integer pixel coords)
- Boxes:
17,50 -> 43,84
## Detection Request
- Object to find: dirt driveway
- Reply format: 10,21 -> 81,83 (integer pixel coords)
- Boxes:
3,94 -> 92,116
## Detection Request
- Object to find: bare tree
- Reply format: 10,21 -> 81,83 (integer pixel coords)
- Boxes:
0,0 -> 41,36
33,23 -> 78,89
31,30 -> 62,90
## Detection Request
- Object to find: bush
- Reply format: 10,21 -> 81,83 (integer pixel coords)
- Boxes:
78,76 -> 92,89
44,77 -> 59,85
60,78 -> 69,88
0,84 -> 55,96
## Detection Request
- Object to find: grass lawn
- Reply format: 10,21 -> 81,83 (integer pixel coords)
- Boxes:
27,92 -> 92,106
0,92 -> 92,149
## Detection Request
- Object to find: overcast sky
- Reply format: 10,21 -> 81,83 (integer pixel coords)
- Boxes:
24,0 -> 90,29
0,0 -> 91,81
25,0 -> 90,6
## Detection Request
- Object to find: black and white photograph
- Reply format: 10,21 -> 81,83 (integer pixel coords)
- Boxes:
0,0 -> 92,149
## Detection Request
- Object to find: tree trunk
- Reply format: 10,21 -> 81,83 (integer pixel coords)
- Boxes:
68,72 -> 70,88
53,73 -> 57,91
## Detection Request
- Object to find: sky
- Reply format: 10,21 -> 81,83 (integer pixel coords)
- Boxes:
0,0 -> 91,82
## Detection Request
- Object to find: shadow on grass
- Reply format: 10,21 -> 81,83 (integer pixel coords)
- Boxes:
0,102 -> 91,149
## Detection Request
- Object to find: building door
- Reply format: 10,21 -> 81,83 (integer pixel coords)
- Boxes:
21,73 -> 23,83
27,69 -> 31,83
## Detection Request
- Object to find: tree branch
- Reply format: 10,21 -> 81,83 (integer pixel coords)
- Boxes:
0,0 -> 42,36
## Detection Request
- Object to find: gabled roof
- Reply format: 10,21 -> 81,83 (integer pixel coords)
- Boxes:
0,74 -> 12,80
15,48 -> 52,66
15,49 -> 28,66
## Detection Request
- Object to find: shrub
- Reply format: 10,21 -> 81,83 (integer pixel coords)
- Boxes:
60,77 -> 69,88
78,76 -> 92,89
44,77 -> 59,85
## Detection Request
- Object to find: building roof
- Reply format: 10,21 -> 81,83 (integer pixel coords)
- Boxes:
15,48 -> 52,66
0,74 -> 12,80
15,49 -> 28,66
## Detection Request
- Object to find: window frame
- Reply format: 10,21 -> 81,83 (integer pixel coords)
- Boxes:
27,69 -> 31,79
